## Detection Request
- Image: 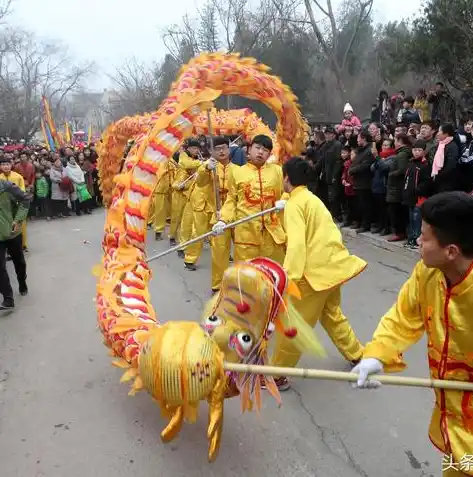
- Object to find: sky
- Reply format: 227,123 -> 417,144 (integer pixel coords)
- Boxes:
10,0 -> 422,90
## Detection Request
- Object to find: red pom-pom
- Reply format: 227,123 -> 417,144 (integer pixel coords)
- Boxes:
236,302 -> 250,314
284,327 -> 297,338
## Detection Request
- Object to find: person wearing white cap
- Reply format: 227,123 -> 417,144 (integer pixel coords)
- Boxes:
341,102 -> 362,130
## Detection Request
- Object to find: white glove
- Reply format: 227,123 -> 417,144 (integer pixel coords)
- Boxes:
212,220 -> 226,235
207,158 -> 217,170
351,358 -> 384,389
275,199 -> 287,211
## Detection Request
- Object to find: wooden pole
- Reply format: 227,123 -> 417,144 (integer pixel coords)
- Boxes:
147,206 -> 279,263
223,362 -> 473,391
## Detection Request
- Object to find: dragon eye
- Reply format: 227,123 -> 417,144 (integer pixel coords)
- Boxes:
204,315 -> 222,330
236,332 -> 253,351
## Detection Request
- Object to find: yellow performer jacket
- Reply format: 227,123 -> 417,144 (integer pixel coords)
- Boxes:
155,158 -> 177,194
172,152 -> 200,198
0,171 -> 25,190
284,186 -> 366,290
363,260 -> 473,469
195,161 -> 237,220
219,162 -> 285,246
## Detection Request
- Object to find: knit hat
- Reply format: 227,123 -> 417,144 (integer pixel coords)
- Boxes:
343,103 -> 354,113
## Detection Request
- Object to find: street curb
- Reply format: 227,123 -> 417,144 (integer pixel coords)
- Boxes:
340,226 -> 421,257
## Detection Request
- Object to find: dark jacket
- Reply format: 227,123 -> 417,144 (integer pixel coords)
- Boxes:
230,146 -> 247,166
428,92 -> 457,125
401,109 -> 421,124
323,139 -> 343,185
402,157 -> 431,206
429,140 -> 460,194
370,149 -> 396,195
385,146 -> 412,203
348,144 -> 374,190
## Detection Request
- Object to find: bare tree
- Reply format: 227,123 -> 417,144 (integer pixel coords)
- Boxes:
302,0 -> 373,93
107,57 -> 163,119
0,28 -> 94,139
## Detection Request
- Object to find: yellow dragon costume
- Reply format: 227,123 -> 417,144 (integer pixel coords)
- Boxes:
98,107 -> 283,208
96,53 -> 318,462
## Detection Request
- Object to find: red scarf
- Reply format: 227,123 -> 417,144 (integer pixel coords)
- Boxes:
379,148 -> 395,159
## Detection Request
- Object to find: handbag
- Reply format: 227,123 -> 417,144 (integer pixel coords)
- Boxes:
76,183 -> 92,203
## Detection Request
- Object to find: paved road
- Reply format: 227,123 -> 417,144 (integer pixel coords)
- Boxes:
0,212 -> 442,477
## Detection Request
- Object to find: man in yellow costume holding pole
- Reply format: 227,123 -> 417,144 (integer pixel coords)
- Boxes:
172,140 -> 201,256
352,191 -> 473,477
183,137 -> 237,290
211,135 -> 285,265
270,157 -> 365,391
152,154 -> 177,244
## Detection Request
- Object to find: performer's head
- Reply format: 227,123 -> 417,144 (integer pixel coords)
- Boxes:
185,138 -> 201,158
0,156 -> 12,174
282,156 -> 310,193
420,192 -> 473,273
248,135 -> 272,168
212,136 -> 230,164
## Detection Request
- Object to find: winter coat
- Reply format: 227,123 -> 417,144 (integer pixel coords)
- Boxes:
402,157 -> 431,206
401,108 -> 422,125
428,92 -> 457,124
413,97 -> 430,121
323,139 -> 343,185
49,166 -> 70,201
385,146 -> 412,203
370,149 -> 395,195
348,144 -> 375,191
341,160 -> 355,196
430,141 -> 460,194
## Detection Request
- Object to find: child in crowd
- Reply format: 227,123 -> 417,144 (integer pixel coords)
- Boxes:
370,139 -> 395,235
340,103 -> 362,130
341,147 -> 358,226
402,139 -> 431,248
34,168 -> 51,220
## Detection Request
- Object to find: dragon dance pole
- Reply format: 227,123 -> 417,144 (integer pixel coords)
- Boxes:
146,206 -> 279,263
206,110 -> 222,220
223,363 -> 473,392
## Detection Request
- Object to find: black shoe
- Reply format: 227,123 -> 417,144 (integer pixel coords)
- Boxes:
169,238 -> 177,247
229,256 -> 233,263
355,227 -> 369,234
211,288 -> 219,295
184,262 -> 196,271
177,250 -> 185,259
19,281 -> 28,296
380,229 -> 391,236
155,232 -> 162,241
0,298 -> 15,310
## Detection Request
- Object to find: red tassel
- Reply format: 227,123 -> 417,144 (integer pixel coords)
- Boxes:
236,302 -> 250,314
284,327 -> 297,338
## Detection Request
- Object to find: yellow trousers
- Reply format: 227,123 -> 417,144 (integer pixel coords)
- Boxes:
148,192 -> 156,226
271,280 -> 363,367
184,209 -> 212,264
153,192 -> 171,234
179,200 -> 194,244
211,229 -> 232,291
22,222 -> 27,249
171,191 -> 186,240
233,229 -> 285,265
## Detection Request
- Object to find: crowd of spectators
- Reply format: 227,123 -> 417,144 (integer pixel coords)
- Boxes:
303,84 -> 473,249
0,142 -> 101,226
